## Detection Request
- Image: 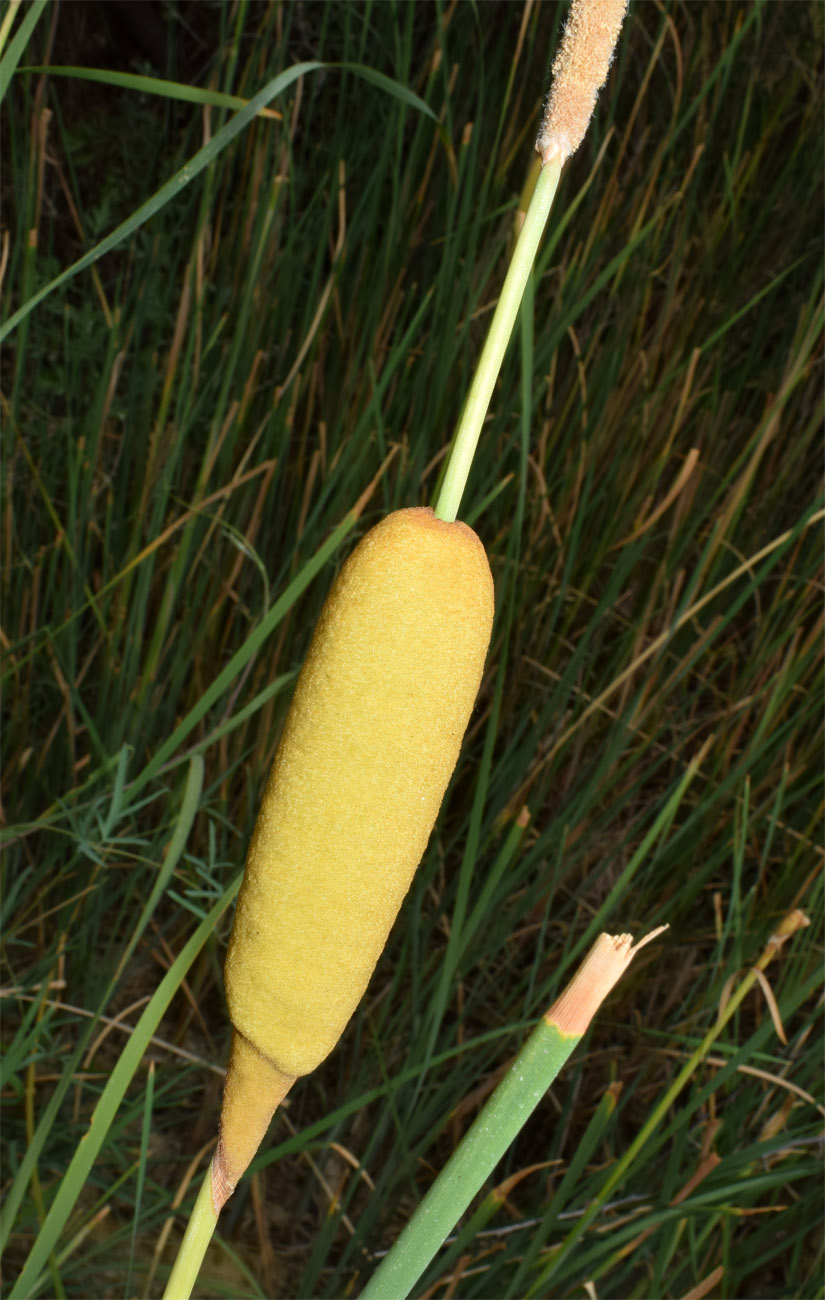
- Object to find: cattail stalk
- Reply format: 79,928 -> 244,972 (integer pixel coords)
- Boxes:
360,929 -> 668,1300
434,156 -> 562,523
435,0 -> 628,523
527,910 -> 810,1292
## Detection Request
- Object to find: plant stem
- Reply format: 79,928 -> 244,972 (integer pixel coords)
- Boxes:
360,1015 -> 579,1300
433,156 -> 562,524
525,910 -> 810,1293
360,931 -> 662,1300
161,1162 -> 218,1300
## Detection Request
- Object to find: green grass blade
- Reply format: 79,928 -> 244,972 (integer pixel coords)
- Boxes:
339,62 -> 438,121
0,757 -> 203,1259
0,60 -> 435,344
8,878 -> 241,1299
18,60 -> 438,121
127,514 -> 357,799
0,63 -> 322,343
126,1061 -> 156,1300
0,0 -> 48,104
17,65 -> 289,115
111,755 -> 204,980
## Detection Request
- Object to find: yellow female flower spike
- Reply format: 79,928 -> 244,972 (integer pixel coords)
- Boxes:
218,507 -> 494,1203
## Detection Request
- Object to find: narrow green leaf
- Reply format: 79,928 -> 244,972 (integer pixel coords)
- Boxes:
128,514 -> 357,799
0,0 -> 48,105
17,64 -> 288,114
9,878 -> 241,1299
0,757 -> 204,1260
126,1061 -> 155,1300
0,63 -> 322,342
0,60 -> 435,343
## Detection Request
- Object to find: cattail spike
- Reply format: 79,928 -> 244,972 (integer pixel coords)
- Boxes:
217,508 -> 494,1204
536,0 -> 629,165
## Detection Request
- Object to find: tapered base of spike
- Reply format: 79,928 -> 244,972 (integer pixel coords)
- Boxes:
213,1029 -> 295,1213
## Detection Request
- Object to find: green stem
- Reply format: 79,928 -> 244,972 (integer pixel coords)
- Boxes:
359,1016 -> 580,1300
161,1163 -> 218,1300
360,930 -> 666,1300
433,156 -> 562,523
527,914 -> 809,1294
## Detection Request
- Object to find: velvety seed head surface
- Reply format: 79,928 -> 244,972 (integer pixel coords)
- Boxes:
224,508 -> 494,1077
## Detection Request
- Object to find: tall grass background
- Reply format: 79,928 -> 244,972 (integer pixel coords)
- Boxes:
1,1 -> 822,1296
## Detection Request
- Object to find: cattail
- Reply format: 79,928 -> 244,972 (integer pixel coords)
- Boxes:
216,507 -> 494,1205
536,0 -> 629,164
159,5 -> 635,1290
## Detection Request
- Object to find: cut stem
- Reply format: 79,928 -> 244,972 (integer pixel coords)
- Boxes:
433,156 -> 562,524
360,929 -> 666,1300
529,909 -> 810,1292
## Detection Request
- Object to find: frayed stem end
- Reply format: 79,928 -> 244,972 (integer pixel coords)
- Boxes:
546,926 -> 669,1038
